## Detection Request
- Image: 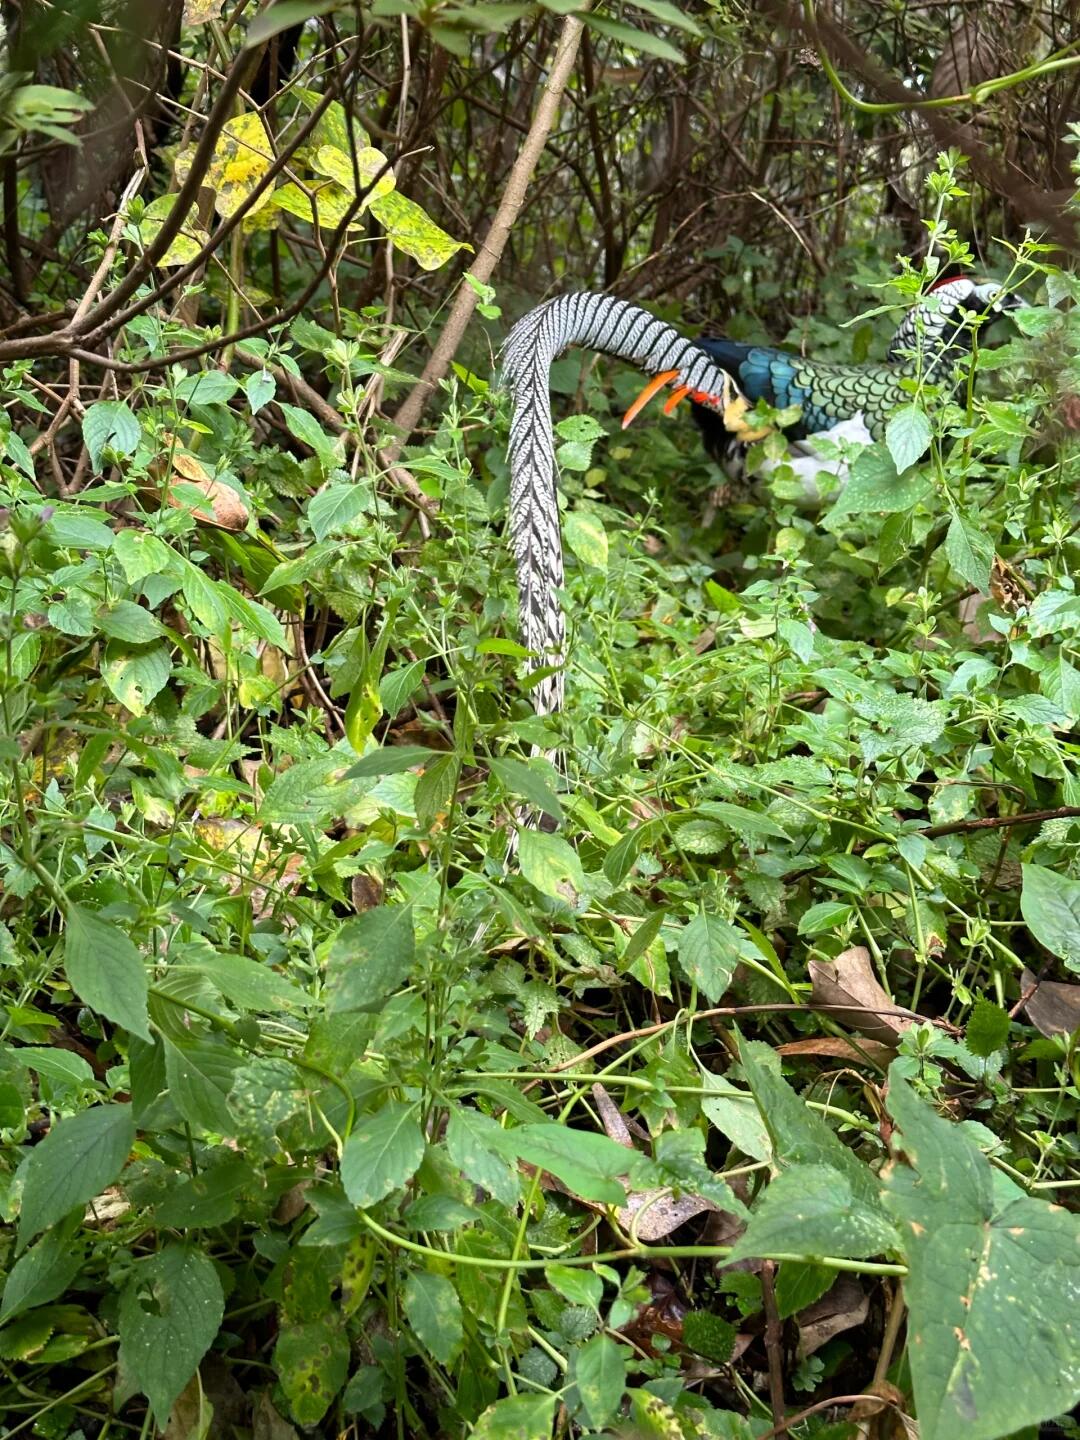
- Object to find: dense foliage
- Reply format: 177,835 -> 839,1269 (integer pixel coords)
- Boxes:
1,3 -> 1079,1439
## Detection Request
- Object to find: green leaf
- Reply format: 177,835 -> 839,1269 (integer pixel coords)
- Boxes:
153,1152 -> 253,1228
446,1105 -> 520,1208
279,403 -> 339,468
677,912 -> 743,1002
1020,864 -> 1080,973
471,1393 -> 556,1440
885,405 -> 932,472
943,513 -> 994,592
404,1271 -> 462,1365
774,1261 -> 833,1319
965,997 -> 1010,1058
564,510 -> 609,569
163,1034 -> 243,1135
307,481 -> 371,541
682,1312 -> 737,1364
325,905 -> 415,1012
18,1104 -> 135,1249
0,1220 -> 83,1322
244,0 -> 337,46
119,1246 -> 225,1428
488,756 -> 562,822
340,1101 -> 425,1207
98,600 -> 166,644
517,828 -> 585,899
739,1039 -> 879,1203
245,369 -> 276,413
884,1073 -> 1080,1440
83,401 -> 140,469
584,12 -> 684,60
493,1123 -> 629,1205
101,641 -> 172,716
729,1163 -> 899,1263
113,529 -> 171,582
179,558 -> 227,632
546,1264 -> 603,1312
827,443 -> 932,518
64,905 -> 151,1040
273,1318 -> 349,1425
698,1068 -> 772,1163
179,953 -> 311,1013
414,751 -> 459,831
574,1333 -> 627,1429
346,744 -> 438,778
797,900 -> 854,936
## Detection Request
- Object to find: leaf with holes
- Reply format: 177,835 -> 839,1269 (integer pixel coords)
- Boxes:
118,1246 -> 224,1427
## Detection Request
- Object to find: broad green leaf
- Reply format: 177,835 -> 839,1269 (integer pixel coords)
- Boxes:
404,1271 -> 462,1364
564,509 -> 609,569
584,13 -> 684,60
1,1220 -> 83,1321
274,1319 -> 350,1425
83,400 -> 140,469
774,1261 -> 834,1319
279,402 -> 339,467
884,1074 -> 1080,1440
1020,864 -> 1080,973
64,904 -> 151,1040
179,558 -> 227,632
102,641 -> 172,716
245,369 -> 276,413
517,828 -> 586,898
885,405 -> 932,472
340,1101 -> 425,1207
827,443 -> 932,518
943,512 -> 994,592
347,744 -> 438,777
272,178 -> 364,231
163,1034 -> 243,1135
113,529 -> 171,582
471,1393 -> 556,1440
118,1246 -> 224,1427
546,1264 -> 603,1312
728,1163 -> 899,1263
368,188 -> 471,271
261,753 -> 366,824
325,904 -> 415,1012
307,481 -> 372,541
206,111 -> 274,220
677,912 -> 743,1002
179,953 -> 311,1013
414,751 -> 459,830
18,1103 -> 135,1249
244,0 -> 338,46
574,1333 -> 627,1429
446,1105 -> 520,1208
45,509 -> 115,551
698,1068 -> 772,1163
153,1152 -> 253,1228
965,997 -> 1010,1057
98,600 -> 166,644
488,756 -> 562,822
797,900 -> 854,936
739,1039 -> 879,1203
493,1123 -> 629,1205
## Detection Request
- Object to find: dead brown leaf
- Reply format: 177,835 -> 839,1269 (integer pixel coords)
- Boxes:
777,1035 -> 894,1067
796,1274 -> 868,1357
1020,967 -> 1080,1037
149,434 -> 249,530
809,946 -> 909,1048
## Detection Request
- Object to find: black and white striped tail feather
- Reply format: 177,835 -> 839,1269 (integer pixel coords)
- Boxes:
500,292 -> 743,837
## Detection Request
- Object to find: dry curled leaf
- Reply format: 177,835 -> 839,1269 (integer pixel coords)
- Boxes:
809,946 -> 909,1048
796,1275 -> 868,1358
777,1035 -> 894,1067
149,435 -> 249,530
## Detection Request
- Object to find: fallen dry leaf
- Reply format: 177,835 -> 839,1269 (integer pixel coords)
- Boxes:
809,946 -> 909,1048
1020,967 -> 1080,1038
796,1274 -> 868,1357
777,1035 -> 894,1067
149,433 -> 250,530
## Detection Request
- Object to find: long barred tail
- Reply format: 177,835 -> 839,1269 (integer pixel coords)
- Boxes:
501,291 -> 743,721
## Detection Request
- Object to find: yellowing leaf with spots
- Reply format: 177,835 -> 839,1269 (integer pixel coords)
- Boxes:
139,195 -> 209,266
312,143 -> 396,205
368,189 -> 471,272
291,87 -> 368,155
272,180 -> 365,231
183,0 -> 224,21
206,112 -> 275,221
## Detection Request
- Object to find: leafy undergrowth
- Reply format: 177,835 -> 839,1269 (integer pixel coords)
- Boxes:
3,234 -> 1080,1440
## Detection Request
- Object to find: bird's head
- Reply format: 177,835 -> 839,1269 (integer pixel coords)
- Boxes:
925,273 -> 1021,320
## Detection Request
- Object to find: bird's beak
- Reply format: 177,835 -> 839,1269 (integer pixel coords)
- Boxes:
622,370 -> 680,428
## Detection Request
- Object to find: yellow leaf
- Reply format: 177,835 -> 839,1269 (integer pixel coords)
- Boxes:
184,0 -> 224,22
312,143 -> 396,204
206,112 -> 275,221
140,194 -> 210,267
272,180 -> 366,231
368,190 -> 471,272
